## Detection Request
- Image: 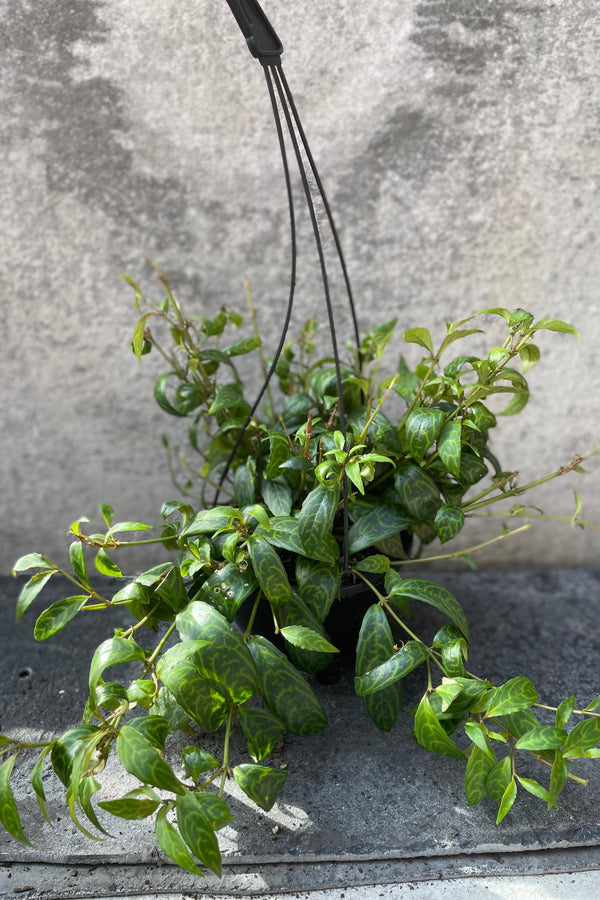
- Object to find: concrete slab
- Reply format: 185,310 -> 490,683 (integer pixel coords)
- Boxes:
1,568 -> 599,898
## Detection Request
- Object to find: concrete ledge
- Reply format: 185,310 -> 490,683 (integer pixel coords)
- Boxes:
1,569 -> 599,897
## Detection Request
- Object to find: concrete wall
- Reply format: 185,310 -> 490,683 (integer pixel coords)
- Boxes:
2,0 -> 599,573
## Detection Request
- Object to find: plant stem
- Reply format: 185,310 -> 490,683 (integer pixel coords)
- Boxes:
471,511 -> 600,532
461,456 -> 586,514
219,706 -> 234,799
389,524 -> 531,567
243,592 -> 263,641
144,622 -> 177,673
534,703 -> 600,719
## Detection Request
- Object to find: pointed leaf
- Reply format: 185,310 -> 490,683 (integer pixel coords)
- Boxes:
69,542 -> 90,587
405,408 -> 446,459
533,318 -> 579,338
12,553 -> 55,574
563,717 -> 600,755
434,506 -> 464,544
355,641 -> 429,697
496,778 -> 517,824
182,747 -> 220,781
157,645 -> 228,733
486,677 -> 538,717
155,806 -> 203,876
348,504 -> 412,554
15,571 -> 57,622
464,745 -> 495,805
248,635 -> 327,736
485,756 -> 512,803
176,790 -> 222,877
355,604 -> 401,732
0,756 -> 33,846
515,726 -> 566,751
116,727 -> 183,794
238,706 -> 285,762
516,776 -> 552,804
89,638 -> 146,699
297,484 -> 340,558
279,625 -> 338,653
437,420 -> 462,477
403,327 -> 434,354
247,536 -> 291,608
95,548 -> 123,578
295,557 -> 340,622
34,595 -> 89,640
233,764 -> 288,812
98,796 -> 160,820
175,601 -> 258,704
394,465 -> 441,523
385,574 -> 469,641
414,696 -> 466,759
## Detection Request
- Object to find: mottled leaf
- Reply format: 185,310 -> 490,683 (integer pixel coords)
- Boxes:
155,806 -> 203,876
414,696 -> 466,759
248,635 -> 328,736
233,764 -> 288,812
355,604 -> 402,732
248,536 -> 291,609
116,726 -> 183,794
0,756 -> 33,846
486,677 -> 538,717
465,745 -> 495,806
34,595 -> 89,640
176,790 -> 222,877
355,641 -> 429,697
239,706 -> 286,762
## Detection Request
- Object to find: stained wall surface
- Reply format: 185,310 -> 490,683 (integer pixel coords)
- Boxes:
2,0 -> 599,572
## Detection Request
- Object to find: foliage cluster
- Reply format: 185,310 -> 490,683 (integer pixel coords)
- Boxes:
2,274 -> 599,876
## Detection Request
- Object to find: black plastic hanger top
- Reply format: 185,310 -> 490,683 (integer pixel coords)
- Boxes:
225,0 -> 283,64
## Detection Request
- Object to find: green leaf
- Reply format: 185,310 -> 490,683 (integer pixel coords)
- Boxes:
404,408 -> 446,459
95,548 -> 123,578
266,433 -> 291,479
12,552 -> 55,574
518,344 -> 540,372
404,327 -> 434,355
248,536 -> 291,609
98,795 -> 160,820
233,764 -> 288,812
34,595 -> 89,640
479,307 -> 511,322
297,484 -> 340,558
180,506 -> 242,538
30,743 -> 54,825
584,694 -> 600,712
176,790 -> 223,877
116,727 -> 183,794
533,318 -> 579,338
238,706 -> 286,762
414,696 -> 466,759
437,421 -> 462,477
355,605 -> 402,732
555,697 -> 575,731
464,721 -> 493,757
157,643 -> 228,732
515,726 -> 566,751
99,504 -> 114,527
279,626 -> 338,654
50,727 -> 100,790
195,563 -> 257,622
486,677 -> 538,717
496,778 -> 517,824
355,641 -> 429,697
175,602 -> 258,704
0,756 -> 33,846
208,383 -> 249,415
15,571 -> 57,622
155,806 -> 203,876
295,557 -> 340,622
516,776 -> 552,804
394,465 -> 441,523
464,745 -> 495,806
69,541 -> 91,587
485,756 -> 512,803
549,752 -> 568,806
261,477 -> 293,517
182,747 -> 220,781
132,312 -> 155,359
354,555 -> 390,573
434,506 -> 465,544
385,574 -> 469,642
224,336 -> 261,357
347,503 -> 412,554
248,635 -> 328,736
125,716 -> 169,751
563,717 -> 600,755
89,638 -> 146,701
234,462 -> 255,507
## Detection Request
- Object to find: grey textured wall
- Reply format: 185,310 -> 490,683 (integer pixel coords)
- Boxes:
2,0 -> 599,572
